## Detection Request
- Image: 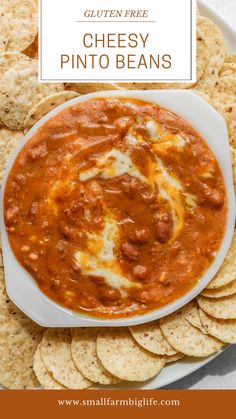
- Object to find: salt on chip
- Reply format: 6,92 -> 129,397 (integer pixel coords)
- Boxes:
199,309 -> 236,343
0,7 -> 10,52
0,317 -> 44,389
23,91 -> 80,132
0,127 -> 23,182
201,279 -> 236,298
71,328 -> 121,385
129,321 -> 177,355
2,0 -> 37,52
0,51 -> 30,79
159,302 -> 223,357
33,346 -> 66,390
194,16 -> 225,95
197,295 -> 236,319
206,230 -> 236,289
0,60 -> 64,129
40,328 -> 92,389
96,328 -> 165,382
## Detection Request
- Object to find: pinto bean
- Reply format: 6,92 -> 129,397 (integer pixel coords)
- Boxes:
129,229 -> 149,244
121,242 -> 138,260
203,187 -> 224,208
114,116 -> 134,133
153,212 -> 173,243
133,265 -> 147,279
5,205 -> 19,224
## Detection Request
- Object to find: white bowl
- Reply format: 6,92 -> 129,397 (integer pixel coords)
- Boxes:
0,89 -> 235,327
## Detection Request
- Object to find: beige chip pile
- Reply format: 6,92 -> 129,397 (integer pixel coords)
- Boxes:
0,2 -> 236,390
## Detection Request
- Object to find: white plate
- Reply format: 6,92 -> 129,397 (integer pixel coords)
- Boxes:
1,89 -> 234,328
0,0 -> 235,390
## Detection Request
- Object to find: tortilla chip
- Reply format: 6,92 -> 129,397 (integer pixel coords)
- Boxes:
129,321 -> 177,355
166,353 -> 185,363
0,317 -> 44,389
40,328 -> 92,389
33,346 -> 66,390
159,302 -> 223,357
96,328 -> 165,382
193,17 -> 225,95
0,51 -> 30,79
206,231 -> 236,289
184,300 -> 207,334
199,309 -> 236,343
201,279 -> 236,298
71,328 -> 120,385
23,91 -> 79,132
65,82 -> 123,94
197,295 -> 236,319
0,127 -> 23,182
2,0 -> 37,52
0,7 -> 10,53
0,60 -> 64,129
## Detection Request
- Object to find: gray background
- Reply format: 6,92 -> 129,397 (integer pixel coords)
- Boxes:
164,0 -> 236,389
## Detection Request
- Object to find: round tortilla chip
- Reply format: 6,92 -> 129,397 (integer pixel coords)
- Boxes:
184,300 -> 207,334
2,0 -> 37,52
194,17 -> 225,95
199,309 -> 236,343
0,51 -> 30,80
201,279 -> 236,298
197,295 -> 236,319
206,230 -> 236,289
0,60 -> 64,129
71,328 -> 121,385
40,328 -> 92,389
166,353 -> 185,363
65,82 -> 123,94
0,7 -> 10,52
23,91 -> 80,132
33,346 -> 65,390
129,321 -> 177,355
159,302 -> 223,357
0,127 -> 23,182
96,328 -> 165,382
0,317 -> 44,389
